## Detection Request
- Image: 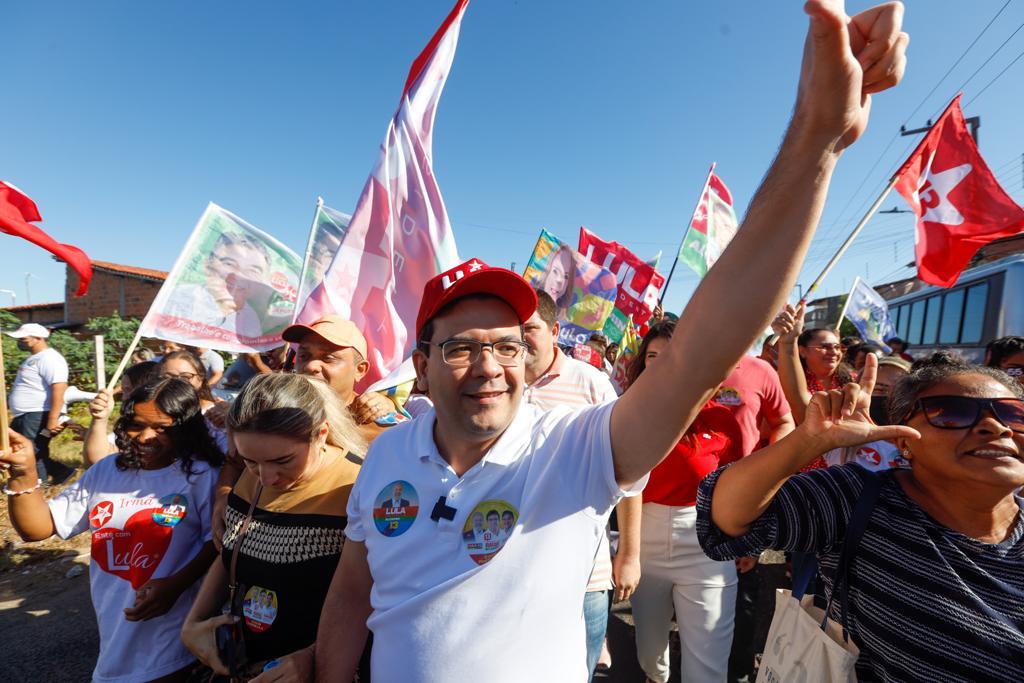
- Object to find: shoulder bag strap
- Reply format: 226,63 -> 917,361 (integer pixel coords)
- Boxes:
822,468 -> 882,641
227,483 -> 263,610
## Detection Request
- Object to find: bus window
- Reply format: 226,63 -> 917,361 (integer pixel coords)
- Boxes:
908,300 -> 926,345
896,303 -> 910,340
939,289 -> 965,344
960,283 -> 988,344
922,296 -> 941,344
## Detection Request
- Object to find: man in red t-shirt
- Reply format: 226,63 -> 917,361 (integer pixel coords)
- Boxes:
715,355 -> 794,455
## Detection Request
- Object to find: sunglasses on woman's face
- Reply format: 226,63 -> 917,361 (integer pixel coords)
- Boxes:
910,395 -> 1024,434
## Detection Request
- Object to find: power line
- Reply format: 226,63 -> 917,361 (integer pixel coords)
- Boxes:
899,0 -> 1013,126
965,45 -> 1024,107
949,19 -> 1024,102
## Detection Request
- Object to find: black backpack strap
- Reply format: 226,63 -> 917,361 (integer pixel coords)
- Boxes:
822,467 -> 883,641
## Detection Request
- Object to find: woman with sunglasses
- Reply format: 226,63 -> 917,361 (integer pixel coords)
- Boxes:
772,301 -> 855,470
696,353 -> 1024,681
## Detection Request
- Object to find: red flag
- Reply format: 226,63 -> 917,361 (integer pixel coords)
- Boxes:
577,227 -> 665,326
894,95 -> 1024,287
0,181 -> 93,295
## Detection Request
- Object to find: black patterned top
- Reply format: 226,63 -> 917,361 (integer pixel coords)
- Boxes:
696,464 -> 1024,682
221,451 -> 363,661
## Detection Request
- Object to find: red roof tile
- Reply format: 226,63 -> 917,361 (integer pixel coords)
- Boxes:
91,260 -> 168,281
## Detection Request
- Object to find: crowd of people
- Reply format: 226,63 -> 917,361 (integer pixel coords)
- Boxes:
2,3 -> 1023,682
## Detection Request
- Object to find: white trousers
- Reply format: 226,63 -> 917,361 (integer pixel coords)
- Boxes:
630,503 -> 737,683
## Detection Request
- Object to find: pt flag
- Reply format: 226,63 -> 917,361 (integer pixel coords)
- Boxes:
0,181 -> 92,295
578,226 -> 665,343
139,203 -> 302,353
677,165 -> 739,278
843,277 -> 896,351
295,0 -> 466,391
894,95 -> 1024,287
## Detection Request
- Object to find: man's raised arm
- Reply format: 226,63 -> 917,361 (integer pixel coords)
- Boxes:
612,0 -> 908,485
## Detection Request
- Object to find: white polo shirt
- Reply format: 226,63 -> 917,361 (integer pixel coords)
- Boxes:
345,400 -> 643,682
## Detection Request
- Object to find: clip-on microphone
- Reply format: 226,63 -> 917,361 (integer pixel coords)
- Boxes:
430,495 -> 457,522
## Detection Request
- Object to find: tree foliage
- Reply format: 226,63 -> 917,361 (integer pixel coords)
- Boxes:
0,312 -> 140,390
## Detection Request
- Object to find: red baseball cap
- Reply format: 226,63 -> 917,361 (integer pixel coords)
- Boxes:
416,258 -> 538,340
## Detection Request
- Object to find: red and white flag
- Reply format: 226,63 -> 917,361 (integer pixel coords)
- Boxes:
0,181 -> 93,295
578,226 -> 665,327
295,0 -> 466,390
894,95 -> 1024,287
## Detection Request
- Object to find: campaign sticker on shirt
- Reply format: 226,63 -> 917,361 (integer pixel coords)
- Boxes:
152,494 -> 189,527
714,386 -> 743,407
373,481 -> 419,537
462,500 -> 519,566
89,501 -> 115,529
243,585 -> 278,633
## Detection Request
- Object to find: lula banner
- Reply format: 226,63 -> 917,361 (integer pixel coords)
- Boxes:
295,201 -> 351,318
139,203 -> 303,353
523,229 -> 617,347
578,226 -> 665,343
842,276 -> 896,351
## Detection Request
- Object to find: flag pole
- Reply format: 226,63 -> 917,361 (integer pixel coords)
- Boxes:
0,320 -> 10,453
105,327 -> 145,393
659,162 -> 716,305
834,277 -> 859,332
293,196 -> 324,323
768,174 -> 899,346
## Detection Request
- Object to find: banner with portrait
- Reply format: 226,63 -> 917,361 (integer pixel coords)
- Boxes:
522,229 -> 617,347
139,203 -> 303,353
295,201 -> 351,318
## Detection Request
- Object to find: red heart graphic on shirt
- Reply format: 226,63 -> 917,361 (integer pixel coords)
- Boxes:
91,507 -> 173,589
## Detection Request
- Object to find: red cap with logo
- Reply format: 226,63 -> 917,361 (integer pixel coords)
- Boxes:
416,258 -> 538,340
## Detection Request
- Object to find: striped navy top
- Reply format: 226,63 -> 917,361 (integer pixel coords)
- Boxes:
696,464 -> 1024,682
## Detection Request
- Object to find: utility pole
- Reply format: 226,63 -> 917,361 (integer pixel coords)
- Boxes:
0,289 -> 15,306
901,115 -> 979,143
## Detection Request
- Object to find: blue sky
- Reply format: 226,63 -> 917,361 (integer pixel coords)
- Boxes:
4,0 -> 1023,316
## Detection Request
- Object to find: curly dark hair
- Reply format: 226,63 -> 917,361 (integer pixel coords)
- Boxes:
985,336 -> 1024,368
889,352 -> 1024,424
113,378 -> 224,475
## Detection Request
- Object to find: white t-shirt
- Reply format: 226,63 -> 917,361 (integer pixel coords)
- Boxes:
48,456 -> 220,683
9,347 -> 68,416
346,401 -> 644,682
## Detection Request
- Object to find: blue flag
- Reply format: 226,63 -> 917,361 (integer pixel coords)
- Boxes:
843,277 -> 896,351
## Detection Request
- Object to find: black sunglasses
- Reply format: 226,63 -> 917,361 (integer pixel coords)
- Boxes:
908,395 -> 1024,434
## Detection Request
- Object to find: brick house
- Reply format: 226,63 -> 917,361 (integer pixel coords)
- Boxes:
2,260 -> 167,329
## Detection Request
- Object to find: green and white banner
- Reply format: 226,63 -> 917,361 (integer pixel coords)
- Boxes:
139,203 -> 302,353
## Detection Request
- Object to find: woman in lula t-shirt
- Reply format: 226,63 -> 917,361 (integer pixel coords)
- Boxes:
2,378 -> 224,682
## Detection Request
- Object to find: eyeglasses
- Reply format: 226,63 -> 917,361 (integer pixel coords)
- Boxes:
908,395 -> 1024,434
163,372 -> 198,382
420,339 -> 528,367
806,343 -> 842,352
1002,366 -> 1023,378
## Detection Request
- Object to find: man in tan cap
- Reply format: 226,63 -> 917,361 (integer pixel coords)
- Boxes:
283,315 -> 401,442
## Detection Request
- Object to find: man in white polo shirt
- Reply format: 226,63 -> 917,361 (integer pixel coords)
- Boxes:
6,323 -> 74,484
315,5 -> 909,679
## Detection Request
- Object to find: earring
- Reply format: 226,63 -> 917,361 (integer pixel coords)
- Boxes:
901,449 -> 910,457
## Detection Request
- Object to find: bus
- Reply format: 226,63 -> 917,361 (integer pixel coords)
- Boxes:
885,253 -> 1024,363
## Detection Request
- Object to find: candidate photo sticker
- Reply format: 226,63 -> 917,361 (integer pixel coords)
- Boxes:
152,493 -> 188,527
462,500 -> 519,566
373,480 -> 419,537
243,585 -> 278,633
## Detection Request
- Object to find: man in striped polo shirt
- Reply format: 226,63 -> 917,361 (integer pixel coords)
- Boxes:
523,289 -> 642,678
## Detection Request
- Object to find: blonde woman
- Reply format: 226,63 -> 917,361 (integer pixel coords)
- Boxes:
181,373 -> 367,681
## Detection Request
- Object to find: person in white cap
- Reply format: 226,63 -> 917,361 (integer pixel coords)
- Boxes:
6,323 -> 75,484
